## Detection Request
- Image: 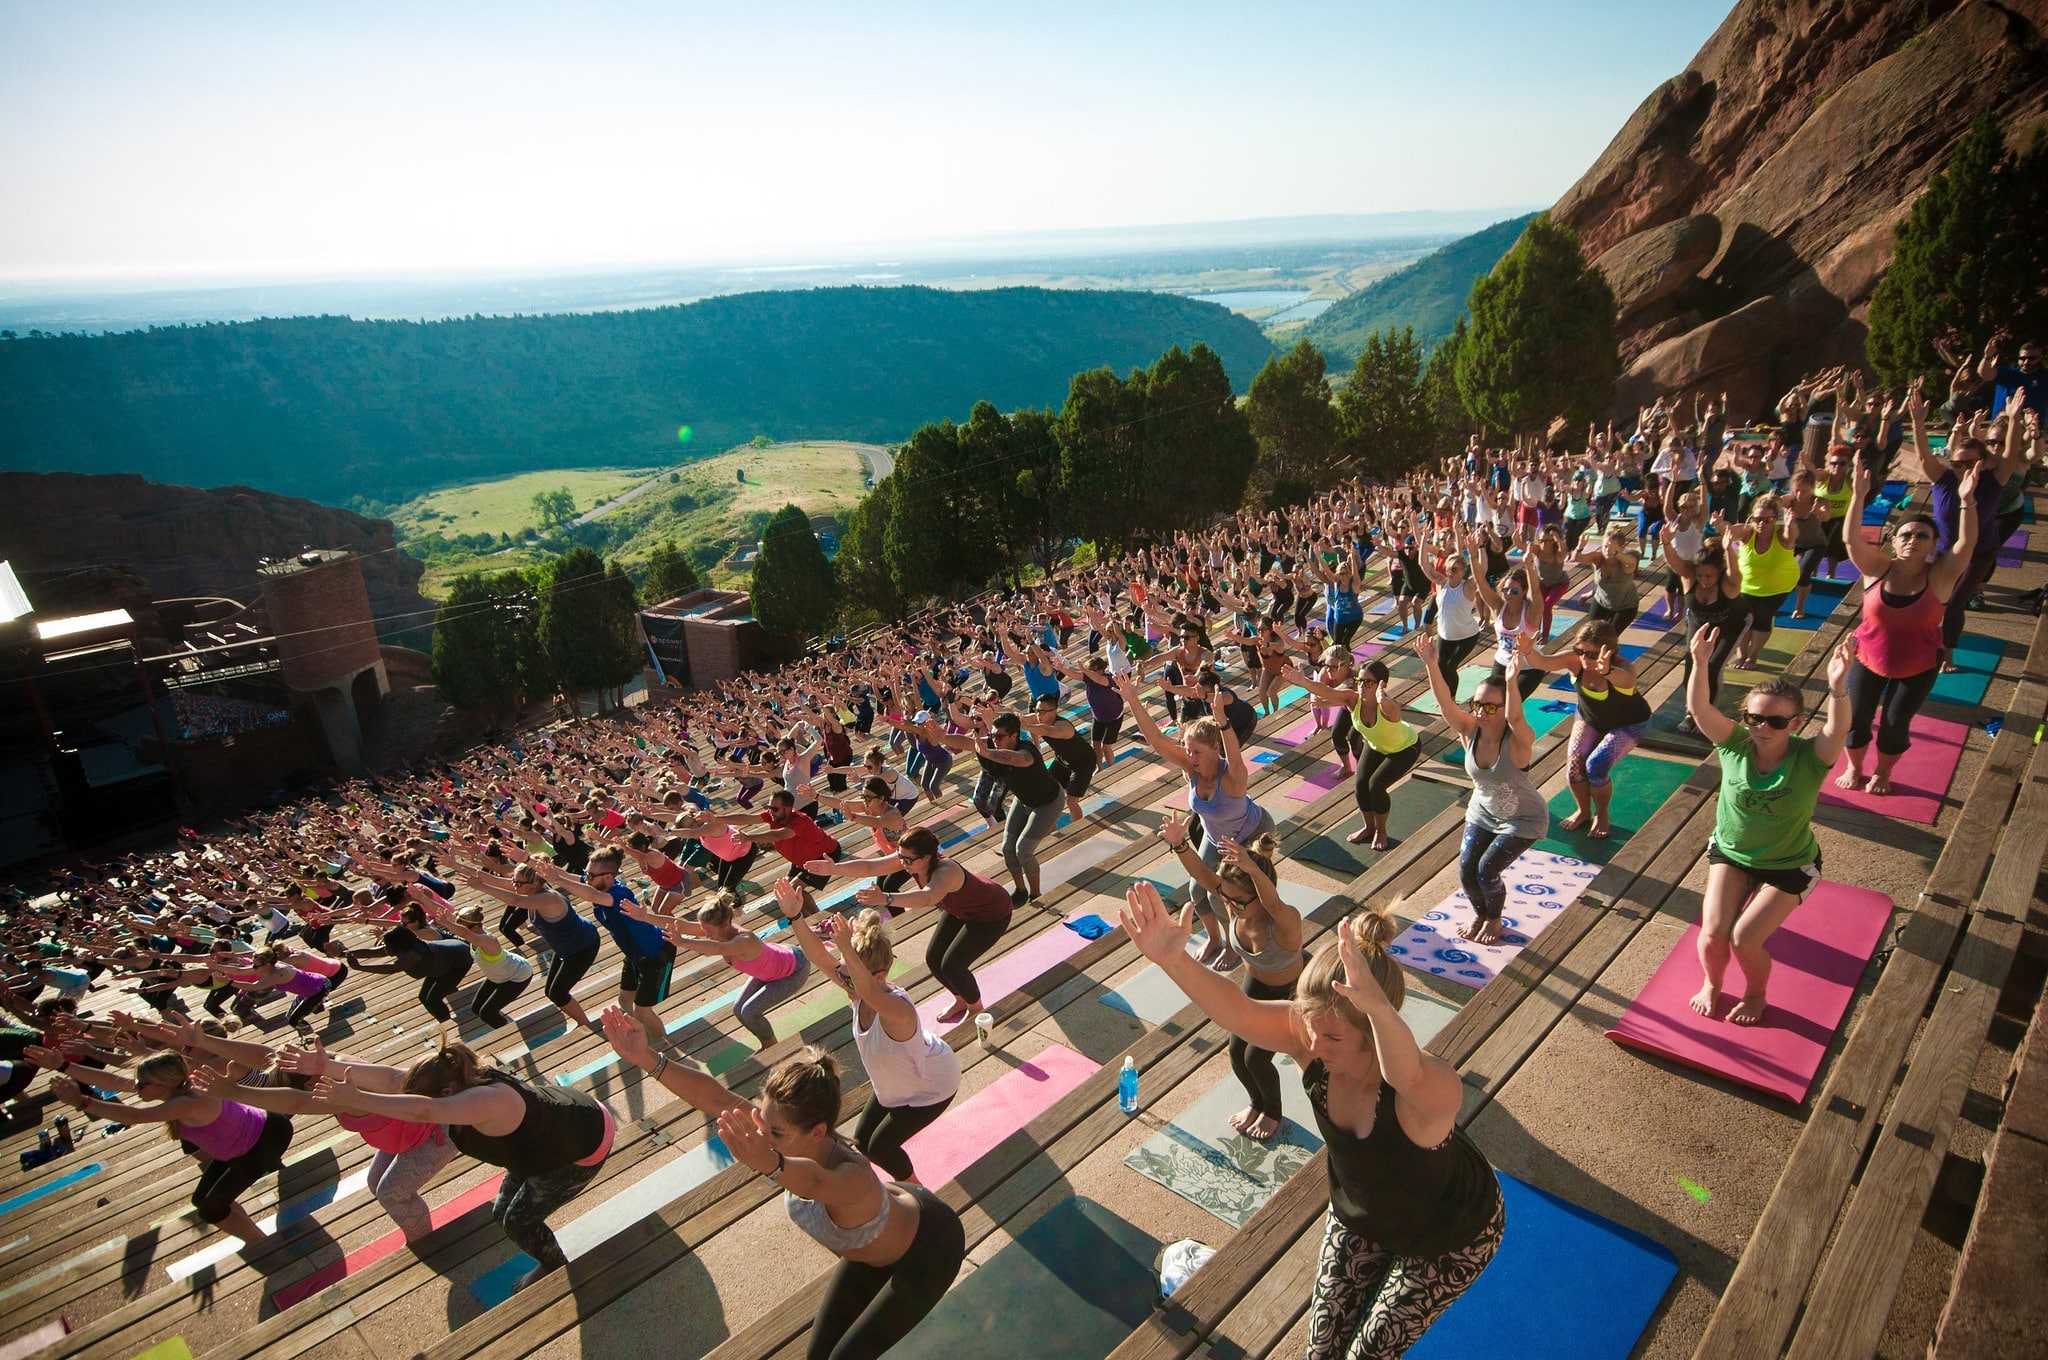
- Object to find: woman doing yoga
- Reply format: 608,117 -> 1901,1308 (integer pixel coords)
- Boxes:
1283,658 -> 1419,852
627,889 -> 811,1048
1516,619 -> 1652,840
1121,885 -> 1503,1360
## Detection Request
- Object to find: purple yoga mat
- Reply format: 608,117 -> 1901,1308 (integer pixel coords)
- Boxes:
1998,529 -> 2029,569
1284,761 -> 1348,801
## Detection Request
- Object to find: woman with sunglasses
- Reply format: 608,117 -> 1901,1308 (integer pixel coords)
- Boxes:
1530,526 -> 1572,642
1283,657 -> 1420,853
1833,458 -> 1978,794
1469,541 -> 1544,698
1515,620 -> 1651,839
1683,626 -> 1853,1024
1318,646 -> 1362,776
1721,493 -> 1801,669
1158,815 -> 1303,1140
1417,532 -> 1486,682
817,825 -> 1015,1026
342,901 -> 474,1025
1417,637 -> 1547,947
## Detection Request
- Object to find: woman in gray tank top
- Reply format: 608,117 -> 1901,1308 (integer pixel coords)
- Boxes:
1417,636 -> 1549,946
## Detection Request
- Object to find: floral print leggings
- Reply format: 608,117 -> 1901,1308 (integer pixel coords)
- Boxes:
1304,1196 -> 1506,1360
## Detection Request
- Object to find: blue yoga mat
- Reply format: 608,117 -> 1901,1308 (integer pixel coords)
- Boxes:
1930,634 -> 2004,707
0,1161 -> 103,1216
1407,1175 -> 1678,1360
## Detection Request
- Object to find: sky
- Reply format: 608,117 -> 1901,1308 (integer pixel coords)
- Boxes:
0,0 -> 1733,285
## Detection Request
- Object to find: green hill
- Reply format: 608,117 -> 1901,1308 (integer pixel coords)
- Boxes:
0,286 -> 1272,505
1303,213 -> 1538,361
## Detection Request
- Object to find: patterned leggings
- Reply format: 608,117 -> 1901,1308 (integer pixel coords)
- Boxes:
1564,718 -> 1646,788
368,1129 -> 459,1240
1305,1196 -> 1506,1360
493,1159 -> 602,1268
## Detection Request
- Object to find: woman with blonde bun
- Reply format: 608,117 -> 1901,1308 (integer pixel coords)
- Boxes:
1120,884 -> 1503,1360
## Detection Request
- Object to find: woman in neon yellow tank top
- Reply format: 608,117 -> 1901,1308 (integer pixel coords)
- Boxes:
1285,657 -> 1420,851
1722,492 -> 1802,670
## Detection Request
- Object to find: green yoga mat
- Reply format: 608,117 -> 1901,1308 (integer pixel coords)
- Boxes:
1295,775 -> 1463,877
1722,623 -> 1804,684
893,1196 -> 1163,1360
1534,752 -> 1695,864
1930,634 -> 2004,707
1640,684 -> 1711,757
1123,1061 -> 1321,1228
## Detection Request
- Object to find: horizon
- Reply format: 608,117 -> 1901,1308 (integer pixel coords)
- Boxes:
0,1 -> 1730,284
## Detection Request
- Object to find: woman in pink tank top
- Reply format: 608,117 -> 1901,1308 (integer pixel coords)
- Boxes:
624,890 -> 809,1048
1838,450 -> 1980,795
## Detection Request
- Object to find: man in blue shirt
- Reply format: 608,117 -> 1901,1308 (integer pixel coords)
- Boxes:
537,847 -> 674,1050
1979,334 -> 2043,414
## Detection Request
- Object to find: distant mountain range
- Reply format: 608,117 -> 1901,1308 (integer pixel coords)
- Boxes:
1302,213 -> 1539,361
0,285 -> 1272,506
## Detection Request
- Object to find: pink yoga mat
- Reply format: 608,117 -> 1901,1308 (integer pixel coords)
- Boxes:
1389,851 -> 1601,986
270,1174 -> 504,1309
1285,762 -> 1348,802
915,916 -> 1097,1032
1269,716 -> 1321,747
901,1043 -> 1100,1190
1816,713 -> 1968,826
1351,638 -> 1388,663
1605,880 -> 1892,1103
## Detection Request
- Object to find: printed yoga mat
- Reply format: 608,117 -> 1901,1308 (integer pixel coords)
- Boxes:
1407,1175 -> 1680,1360
1817,713 -> 1968,826
1605,879 -> 1892,1103
892,1196 -> 1162,1360
1388,851 -> 1602,987
900,1043 -> 1100,1191
1534,753 -> 1695,864
1123,1060 -> 1322,1227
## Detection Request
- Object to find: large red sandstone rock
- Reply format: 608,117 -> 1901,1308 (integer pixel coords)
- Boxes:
1551,0 -> 2048,410
0,471 -> 433,634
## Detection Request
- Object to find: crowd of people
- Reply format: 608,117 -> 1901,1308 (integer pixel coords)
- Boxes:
2,340 -> 2039,1359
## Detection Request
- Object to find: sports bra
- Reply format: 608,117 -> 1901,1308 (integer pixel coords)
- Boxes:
786,1151 -> 895,1252
1229,917 -> 1303,973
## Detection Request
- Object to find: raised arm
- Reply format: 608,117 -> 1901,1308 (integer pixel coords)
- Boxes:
1118,884 -> 1302,1057
1115,672 -> 1192,770
1415,635 -> 1475,737
1685,626 -> 1737,744
1814,636 -> 1855,766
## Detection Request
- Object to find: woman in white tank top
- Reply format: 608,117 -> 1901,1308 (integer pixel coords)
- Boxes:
784,893 -> 960,1182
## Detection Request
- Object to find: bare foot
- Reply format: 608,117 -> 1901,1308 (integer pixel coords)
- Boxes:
1688,984 -> 1721,1018
1197,937 -> 1224,966
1587,821 -> 1611,839
1211,949 -> 1244,972
1338,764 -> 1354,777
1940,661 -> 1961,674
1730,994 -> 1768,1025
1346,826 -> 1375,845
1227,1105 -> 1261,1134
1865,775 -> 1893,796
1834,766 -> 1865,791
1240,1112 -> 1281,1141
1458,917 -> 1504,946
1559,812 -> 1591,834
1371,833 -> 1391,851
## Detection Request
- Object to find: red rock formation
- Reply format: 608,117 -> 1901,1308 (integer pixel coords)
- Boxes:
0,471 -> 433,634
1552,0 -> 2048,413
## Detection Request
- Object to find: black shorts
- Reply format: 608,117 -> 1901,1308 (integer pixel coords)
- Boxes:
1744,591 -> 1790,631
1707,841 -> 1822,899
1091,714 -> 1124,747
620,944 -> 677,1006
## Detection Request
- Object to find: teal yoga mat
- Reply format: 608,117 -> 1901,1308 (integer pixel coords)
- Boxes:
1123,1062 -> 1322,1227
1534,753 -> 1696,864
1929,634 -> 2004,707
893,1197 -> 1163,1360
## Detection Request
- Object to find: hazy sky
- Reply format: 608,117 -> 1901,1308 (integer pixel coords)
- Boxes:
0,1 -> 1731,283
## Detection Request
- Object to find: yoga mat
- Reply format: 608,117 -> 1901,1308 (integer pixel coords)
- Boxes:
126,1342 -> 194,1360
1534,753 -> 1695,864
167,1166 -> 372,1281
1294,778 -> 1462,877
1283,761 -> 1349,802
900,1043 -> 1099,1191
1406,665 -> 1491,713
1605,879 -> 1892,1103
1098,930 -> 1216,1027
892,1196 -> 1160,1360
1406,1175 -> 1679,1360
1997,528 -> 2029,569
1389,851 -> 1602,987
1124,1061 -> 1321,1227
270,1174 -> 504,1309
1039,829 -> 1131,892
1640,683 -> 1712,757
1817,713 -> 1968,826
1772,577 -> 1851,631
0,1162 -> 102,1217
1722,624 -> 1803,684
1269,716 -> 1319,747
0,1320 -> 70,1360
914,917 -> 1097,1033
1351,638 -> 1387,663
1929,634 -> 2004,707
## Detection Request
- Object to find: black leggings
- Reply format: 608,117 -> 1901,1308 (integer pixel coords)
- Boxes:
854,1094 -> 954,1181
1844,659 -> 1939,756
925,913 -> 1010,1006
1331,617 -> 1362,649
1742,591 -> 1789,637
493,1157 -> 601,1269
418,959 -> 471,1022
1230,975 -> 1298,1120
472,975 -> 532,1027
808,1184 -> 967,1360
192,1112 -> 294,1223
544,942 -> 600,1007
1437,632 -> 1481,678
497,904 -> 530,946
1353,745 -> 1421,818
1330,709 -> 1364,764
1683,621 -> 1743,704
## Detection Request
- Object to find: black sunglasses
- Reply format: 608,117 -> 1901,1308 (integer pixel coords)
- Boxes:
1739,712 -> 1794,730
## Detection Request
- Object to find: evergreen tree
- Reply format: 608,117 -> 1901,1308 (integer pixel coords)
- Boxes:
1244,339 -> 1342,505
431,572 -> 520,726
1419,317 -> 1474,459
836,476 -> 906,623
961,400 -> 1058,588
1336,325 -> 1431,479
885,420 -> 1001,600
752,504 -> 838,640
1054,366 -> 1151,553
641,538 -> 700,603
540,546 -> 630,704
1144,344 -> 1258,526
1868,116 -> 2048,388
1454,214 -> 1617,436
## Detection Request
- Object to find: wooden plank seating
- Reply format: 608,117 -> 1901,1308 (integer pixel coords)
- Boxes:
1929,990 -> 2048,1358
1689,608 -> 2048,1360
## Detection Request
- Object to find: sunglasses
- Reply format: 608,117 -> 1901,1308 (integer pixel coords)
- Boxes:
1739,711 -> 1795,730
1465,699 -> 1504,715
1574,648 -> 1602,658
1896,527 -> 1934,541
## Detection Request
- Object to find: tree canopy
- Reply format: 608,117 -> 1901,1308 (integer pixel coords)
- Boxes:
1454,213 -> 1617,436
1335,325 -> 1432,480
751,504 -> 839,640
1245,339 -> 1344,505
640,538 -> 700,603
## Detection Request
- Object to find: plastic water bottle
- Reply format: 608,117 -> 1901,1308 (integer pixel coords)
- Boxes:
1119,1057 -> 1140,1115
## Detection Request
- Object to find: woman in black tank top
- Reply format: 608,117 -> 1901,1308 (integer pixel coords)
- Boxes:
1120,885 -> 1504,1358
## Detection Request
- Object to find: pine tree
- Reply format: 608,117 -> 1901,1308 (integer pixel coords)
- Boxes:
751,504 -> 838,640
836,477 -> 905,624
641,538 -> 700,603
431,572 -> 520,726
1336,326 -> 1431,479
1455,214 -> 1617,435
1244,339 -> 1342,506
1868,116 -> 2046,388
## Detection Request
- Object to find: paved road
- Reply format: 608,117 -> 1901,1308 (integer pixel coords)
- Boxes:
859,443 -> 893,483
573,471 -> 670,526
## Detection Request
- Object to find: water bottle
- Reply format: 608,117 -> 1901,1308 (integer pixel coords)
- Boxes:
1118,1057 -> 1140,1115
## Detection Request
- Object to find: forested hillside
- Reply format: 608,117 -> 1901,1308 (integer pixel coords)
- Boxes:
0,286 -> 1272,505
1303,214 -> 1536,361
